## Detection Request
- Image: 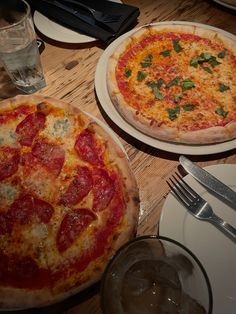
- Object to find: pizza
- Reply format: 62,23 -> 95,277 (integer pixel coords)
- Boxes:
107,23 -> 236,144
0,95 -> 139,309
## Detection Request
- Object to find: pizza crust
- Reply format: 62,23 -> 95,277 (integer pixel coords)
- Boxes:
0,287 -> 52,309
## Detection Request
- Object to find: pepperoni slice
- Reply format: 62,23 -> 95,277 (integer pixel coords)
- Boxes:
33,198 -> 54,223
8,194 -> 54,225
32,141 -> 65,177
92,168 -> 115,212
20,152 -> 37,176
74,129 -> 104,166
0,212 -> 12,235
16,112 -> 46,146
57,208 -> 96,253
8,194 -> 34,225
0,147 -> 20,181
0,252 -> 50,289
0,105 -> 32,124
0,252 -> 8,281
60,166 -> 93,206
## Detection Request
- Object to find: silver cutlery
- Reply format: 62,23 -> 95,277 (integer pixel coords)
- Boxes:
58,0 -> 122,23
179,155 -> 236,209
167,173 -> 236,241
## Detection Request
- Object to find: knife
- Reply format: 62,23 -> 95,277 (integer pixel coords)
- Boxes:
179,155 -> 236,209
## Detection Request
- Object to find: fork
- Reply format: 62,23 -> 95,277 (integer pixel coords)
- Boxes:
59,0 -> 122,23
167,173 -> 236,241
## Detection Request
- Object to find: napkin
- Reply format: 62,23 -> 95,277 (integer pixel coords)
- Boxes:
28,0 -> 140,44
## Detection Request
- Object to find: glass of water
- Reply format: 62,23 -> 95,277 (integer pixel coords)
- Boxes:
0,0 -> 46,94
101,236 -> 213,314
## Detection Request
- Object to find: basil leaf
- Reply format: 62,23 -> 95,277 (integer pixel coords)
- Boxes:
202,66 -> 213,74
173,39 -> 183,52
199,52 -> 212,60
182,103 -> 195,111
190,58 -> 199,67
143,54 -> 153,62
173,94 -> 182,103
218,50 -> 226,58
141,54 -> 153,68
146,80 -> 156,88
166,76 -> 180,88
153,87 -> 164,100
160,50 -> 171,57
156,78 -> 164,89
146,78 -> 164,89
167,106 -> 180,120
190,52 -> 220,69
141,62 -> 152,68
219,83 -> 230,92
125,68 -> 132,78
208,56 -> 221,68
137,71 -> 147,81
215,107 -> 228,118
181,79 -> 195,92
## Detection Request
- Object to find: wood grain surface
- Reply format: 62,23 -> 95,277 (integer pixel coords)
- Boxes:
0,0 -> 236,313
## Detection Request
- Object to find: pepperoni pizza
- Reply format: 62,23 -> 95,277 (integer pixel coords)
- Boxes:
107,24 -> 236,144
0,95 -> 139,309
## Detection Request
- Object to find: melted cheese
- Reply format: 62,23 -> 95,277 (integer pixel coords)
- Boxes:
41,114 -> 72,139
0,121 -> 18,147
0,182 -> 19,208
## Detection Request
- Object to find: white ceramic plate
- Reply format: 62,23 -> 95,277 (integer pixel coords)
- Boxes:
159,164 -> 236,314
95,21 -> 236,155
33,0 -> 122,43
213,0 -> 236,10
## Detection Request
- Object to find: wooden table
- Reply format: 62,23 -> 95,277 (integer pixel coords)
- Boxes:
1,0 -> 236,313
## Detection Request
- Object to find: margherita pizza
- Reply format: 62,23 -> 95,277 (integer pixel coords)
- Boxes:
0,95 -> 139,309
107,23 -> 236,144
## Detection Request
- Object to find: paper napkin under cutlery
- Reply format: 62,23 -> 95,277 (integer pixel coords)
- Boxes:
28,0 -> 140,44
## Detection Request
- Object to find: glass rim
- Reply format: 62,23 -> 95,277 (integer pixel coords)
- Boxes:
100,235 -> 213,314
0,0 -> 31,31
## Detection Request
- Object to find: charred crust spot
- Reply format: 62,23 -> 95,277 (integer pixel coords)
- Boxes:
112,233 -> 119,241
150,119 -> 155,126
37,102 -> 51,115
133,195 -> 140,205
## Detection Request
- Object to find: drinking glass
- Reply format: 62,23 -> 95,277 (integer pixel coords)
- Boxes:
0,0 -> 46,93
101,235 -> 213,314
